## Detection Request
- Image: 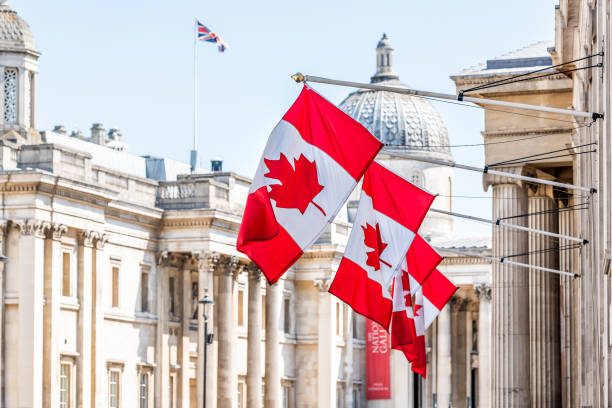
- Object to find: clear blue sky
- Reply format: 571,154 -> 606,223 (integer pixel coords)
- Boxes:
19,0 -> 556,237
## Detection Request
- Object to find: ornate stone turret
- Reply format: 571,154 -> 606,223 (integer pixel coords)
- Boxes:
371,33 -> 399,83
0,1 -> 40,143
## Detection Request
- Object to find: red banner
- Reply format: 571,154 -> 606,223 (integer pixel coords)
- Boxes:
366,318 -> 391,399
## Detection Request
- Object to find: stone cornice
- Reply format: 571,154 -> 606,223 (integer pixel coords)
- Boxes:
440,255 -> 492,265
482,126 -> 575,138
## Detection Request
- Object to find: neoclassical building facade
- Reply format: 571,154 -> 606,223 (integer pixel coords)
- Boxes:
0,4 -> 492,408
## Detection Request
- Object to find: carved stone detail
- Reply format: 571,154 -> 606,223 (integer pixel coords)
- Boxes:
474,283 -> 492,301
96,233 -> 109,250
80,230 -> 99,247
13,219 -> 51,238
247,263 -> 261,280
50,223 -> 68,241
313,278 -> 332,292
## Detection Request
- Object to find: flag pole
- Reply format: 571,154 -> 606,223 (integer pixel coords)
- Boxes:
429,208 -> 587,244
377,150 -> 595,194
291,72 -> 603,120
191,19 -> 198,172
435,246 -> 578,278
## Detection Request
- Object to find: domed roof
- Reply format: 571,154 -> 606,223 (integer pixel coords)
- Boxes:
338,34 -> 451,160
0,1 -> 37,53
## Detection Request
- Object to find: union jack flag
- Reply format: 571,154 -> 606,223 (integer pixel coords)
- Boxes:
196,19 -> 228,52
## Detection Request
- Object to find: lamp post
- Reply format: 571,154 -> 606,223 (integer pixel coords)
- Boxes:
199,289 -> 214,408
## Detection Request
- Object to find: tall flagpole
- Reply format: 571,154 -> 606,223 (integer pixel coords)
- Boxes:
191,18 -> 198,172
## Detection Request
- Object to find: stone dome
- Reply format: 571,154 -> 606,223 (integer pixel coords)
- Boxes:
338,34 -> 451,160
0,1 -> 36,53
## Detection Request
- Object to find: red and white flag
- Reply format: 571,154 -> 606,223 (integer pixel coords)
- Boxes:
401,290 -> 427,378
329,161 -> 435,329
401,234 -> 443,296
420,268 -> 457,329
237,86 -> 382,283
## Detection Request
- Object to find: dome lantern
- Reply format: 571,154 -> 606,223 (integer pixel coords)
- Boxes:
371,33 -> 399,83
0,1 -> 40,143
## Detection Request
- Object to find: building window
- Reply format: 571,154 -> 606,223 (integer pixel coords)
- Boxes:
111,266 -> 120,308
109,370 -> 120,408
3,67 -> 17,125
169,276 -> 176,317
139,373 -> 148,408
169,373 -> 176,408
262,295 -> 266,329
237,289 -> 244,327
60,362 -> 71,408
352,386 -> 360,408
337,383 -> 344,407
283,386 -> 289,408
62,252 -> 71,297
352,313 -> 358,339
336,303 -> 341,336
283,297 -> 291,335
237,381 -> 245,408
140,270 -> 149,313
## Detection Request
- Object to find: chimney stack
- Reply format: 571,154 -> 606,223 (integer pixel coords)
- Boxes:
53,125 -> 66,134
107,128 -> 121,141
211,158 -> 223,172
91,123 -> 105,145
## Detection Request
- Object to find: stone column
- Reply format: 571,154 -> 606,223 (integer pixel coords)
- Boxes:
13,220 -> 48,408
314,279 -> 335,407
475,283 -> 492,408
343,307 -> 354,408
265,278 -> 283,408
0,221 -> 7,407
180,259 -> 192,408
197,252 -> 218,408
43,223 -> 65,408
486,170 -> 530,407
92,234 -> 107,406
77,230 -> 94,407
156,251 -> 173,408
558,205 -> 577,408
451,294 -> 470,408
247,266 -> 263,408
436,304 -> 452,408
528,196 -> 561,407
217,256 -> 238,407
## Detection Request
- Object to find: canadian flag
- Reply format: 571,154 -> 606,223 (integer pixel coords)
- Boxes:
237,86 -> 382,283
391,267 -> 457,379
329,161 -> 435,329
401,234 -> 443,296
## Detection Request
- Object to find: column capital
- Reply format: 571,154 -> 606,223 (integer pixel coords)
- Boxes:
313,278 -> 332,292
216,255 -> 242,279
13,218 -> 50,238
474,282 -> 492,301
79,230 -> 99,248
50,223 -> 67,241
483,165 -> 536,191
246,263 -> 261,280
196,251 -> 220,274
95,233 -> 108,250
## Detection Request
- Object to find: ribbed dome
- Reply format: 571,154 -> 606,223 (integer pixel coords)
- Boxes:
0,1 -> 36,53
338,35 -> 451,160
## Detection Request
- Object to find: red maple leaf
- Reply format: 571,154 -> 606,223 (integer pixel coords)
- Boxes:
413,303 -> 422,317
264,153 -> 326,216
362,222 -> 391,270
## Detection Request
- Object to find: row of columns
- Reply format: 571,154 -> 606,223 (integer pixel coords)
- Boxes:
487,168 -> 565,407
434,284 -> 491,408
190,253 -> 282,408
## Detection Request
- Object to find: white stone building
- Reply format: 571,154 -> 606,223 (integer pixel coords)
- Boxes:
0,4 -> 492,407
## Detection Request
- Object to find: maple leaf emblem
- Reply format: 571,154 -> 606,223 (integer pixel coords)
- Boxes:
362,222 -> 392,271
413,303 -> 422,317
264,153 -> 326,216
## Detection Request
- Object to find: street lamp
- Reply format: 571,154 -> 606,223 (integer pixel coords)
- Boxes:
199,289 -> 214,408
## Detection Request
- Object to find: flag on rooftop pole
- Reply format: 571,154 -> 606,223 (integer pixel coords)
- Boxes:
328,161 -> 436,329
192,19 -> 228,173
237,86 -> 383,284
